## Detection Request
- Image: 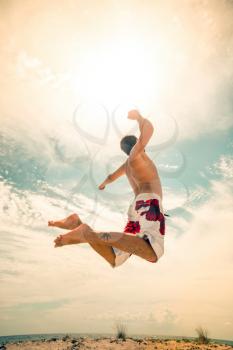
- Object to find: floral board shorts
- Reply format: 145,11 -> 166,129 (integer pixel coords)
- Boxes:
112,192 -> 166,267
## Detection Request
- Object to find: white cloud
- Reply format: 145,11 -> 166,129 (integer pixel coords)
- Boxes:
214,155 -> 233,179
1,155 -> 233,339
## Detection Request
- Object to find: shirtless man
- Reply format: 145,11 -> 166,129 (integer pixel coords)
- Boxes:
49,110 -> 166,268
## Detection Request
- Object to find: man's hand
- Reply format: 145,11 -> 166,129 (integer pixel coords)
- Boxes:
98,175 -> 112,190
127,109 -> 142,121
98,163 -> 126,190
98,182 -> 106,190
127,110 -> 145,133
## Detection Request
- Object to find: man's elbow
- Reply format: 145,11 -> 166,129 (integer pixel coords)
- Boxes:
145,120 -> 154,137
147,123 -> 154,136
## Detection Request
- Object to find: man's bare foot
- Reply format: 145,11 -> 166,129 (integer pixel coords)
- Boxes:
48,213 -> 82,230
54,223 -> 92,248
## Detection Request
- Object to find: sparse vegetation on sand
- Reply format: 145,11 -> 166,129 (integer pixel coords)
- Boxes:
115,322 -> 127,341
195,326 -> 210,344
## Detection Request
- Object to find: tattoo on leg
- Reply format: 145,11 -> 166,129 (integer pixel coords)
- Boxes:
100,232 -> 112,241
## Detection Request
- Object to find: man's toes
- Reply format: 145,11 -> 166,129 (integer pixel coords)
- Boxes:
48,221 -> 55,226
54,236 -> 63,247
54,235 -> 62,243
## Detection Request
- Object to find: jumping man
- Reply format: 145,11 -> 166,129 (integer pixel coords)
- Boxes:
49,110 -> 166,268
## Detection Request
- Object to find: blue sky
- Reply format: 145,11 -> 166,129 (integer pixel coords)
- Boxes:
0,0 -> 233,341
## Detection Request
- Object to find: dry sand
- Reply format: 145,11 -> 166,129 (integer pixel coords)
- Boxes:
3,337 -> 233,350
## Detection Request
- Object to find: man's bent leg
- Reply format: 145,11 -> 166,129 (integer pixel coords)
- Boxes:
84,228 -> 157,262
54,224 -> 157,263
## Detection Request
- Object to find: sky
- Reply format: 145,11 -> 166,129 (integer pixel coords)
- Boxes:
0,0 -> 233,341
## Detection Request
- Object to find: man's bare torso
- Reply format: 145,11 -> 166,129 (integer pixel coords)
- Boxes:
125,152 -> 163,200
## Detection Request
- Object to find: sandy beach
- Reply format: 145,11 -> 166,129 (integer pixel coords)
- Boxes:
3,337 -> 233,350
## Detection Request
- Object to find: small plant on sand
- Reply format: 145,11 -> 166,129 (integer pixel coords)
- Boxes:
49,337 -> 57,342
62,334 -> 70,341
195,326 -> 209,344
115,322 -> 127,341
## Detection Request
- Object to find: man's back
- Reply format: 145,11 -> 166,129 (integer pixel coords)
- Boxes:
125,152 -> 163,199
98,110 -> 163,199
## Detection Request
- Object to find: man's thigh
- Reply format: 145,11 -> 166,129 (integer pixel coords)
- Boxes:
115,234 -> 157,262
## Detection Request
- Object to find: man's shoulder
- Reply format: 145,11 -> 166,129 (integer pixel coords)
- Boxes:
128,152 -> 148,165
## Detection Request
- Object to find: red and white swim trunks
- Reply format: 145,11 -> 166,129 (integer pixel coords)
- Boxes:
113,192 -> 166,267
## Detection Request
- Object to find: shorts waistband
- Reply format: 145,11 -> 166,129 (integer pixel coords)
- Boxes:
134,192 -> 162,202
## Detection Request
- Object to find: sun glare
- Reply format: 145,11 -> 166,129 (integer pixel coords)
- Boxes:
70,37 -> 167,110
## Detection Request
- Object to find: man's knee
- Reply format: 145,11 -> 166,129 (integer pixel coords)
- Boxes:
147,254 -> 158,263
146,251 -> 157,263
110,262 -> 116,268
107,255 -> 116,268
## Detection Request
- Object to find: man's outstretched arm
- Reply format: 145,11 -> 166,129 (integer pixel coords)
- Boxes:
98,162 -> 126,190
128,110 -> 154,161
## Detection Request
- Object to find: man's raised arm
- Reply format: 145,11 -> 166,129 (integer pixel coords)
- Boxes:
98,162 -> 126,190
128,110 -> 154,161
